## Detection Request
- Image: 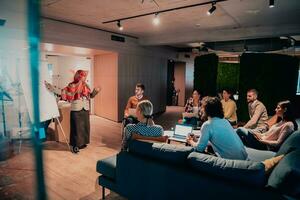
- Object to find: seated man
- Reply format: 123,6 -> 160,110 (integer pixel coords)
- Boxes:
236,89 -> 268,138
122,100 -> 164,150
123,83 -> 148,125
187,97 -> 248,160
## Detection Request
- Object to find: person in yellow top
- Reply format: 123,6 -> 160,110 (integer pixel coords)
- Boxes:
221,89 -> 237,126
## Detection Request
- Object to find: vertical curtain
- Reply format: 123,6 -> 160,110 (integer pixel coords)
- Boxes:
238,53 -> 299,121
194,54 -> 218,96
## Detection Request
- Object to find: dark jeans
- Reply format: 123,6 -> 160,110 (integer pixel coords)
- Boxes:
236,127 -> 268,150
228,120 -> 237,126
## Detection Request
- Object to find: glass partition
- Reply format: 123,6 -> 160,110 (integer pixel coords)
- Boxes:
0,0 -> 46,199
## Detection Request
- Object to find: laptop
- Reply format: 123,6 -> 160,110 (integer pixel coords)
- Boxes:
172,124 -> 193,140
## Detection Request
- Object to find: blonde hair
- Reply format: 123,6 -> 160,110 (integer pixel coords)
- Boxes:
137,100 -> 153,125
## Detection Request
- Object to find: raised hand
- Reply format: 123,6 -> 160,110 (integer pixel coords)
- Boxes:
95,86 -> 101,92
186,135 -> 193,144
44,81 -> 55,93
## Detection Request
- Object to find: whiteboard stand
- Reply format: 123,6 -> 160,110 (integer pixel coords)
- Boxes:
54,117 -> 71,152
17,127 -> 30,154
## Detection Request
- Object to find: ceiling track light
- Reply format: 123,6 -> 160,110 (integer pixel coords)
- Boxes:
269,0 -> 275,8
207,2 -> 217,15
117,20 -> 123,31
103,0 -> 227,24
153,13 -> 160,25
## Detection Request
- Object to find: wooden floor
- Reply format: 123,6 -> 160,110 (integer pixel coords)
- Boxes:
0,106 -> 184,200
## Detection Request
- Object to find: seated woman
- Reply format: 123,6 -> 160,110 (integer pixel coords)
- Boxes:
121,100 -> 164,150
237,100 -> 298,151
221,89 -> 237,126
187,97 -> 248,160
182,90 -> 201,126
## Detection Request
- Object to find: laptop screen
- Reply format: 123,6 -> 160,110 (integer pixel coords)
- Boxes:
174,124 -> 193,137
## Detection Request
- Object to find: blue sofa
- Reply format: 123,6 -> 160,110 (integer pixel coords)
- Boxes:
96,131 -> 300,200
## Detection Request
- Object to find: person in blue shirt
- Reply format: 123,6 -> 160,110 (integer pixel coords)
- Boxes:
187,96 -> 248,160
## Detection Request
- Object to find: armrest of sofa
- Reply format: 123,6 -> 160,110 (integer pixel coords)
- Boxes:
246,147 -> 276,162
268,150 -> 300,199
276,130 -> 300,156
96,155 -> 117,180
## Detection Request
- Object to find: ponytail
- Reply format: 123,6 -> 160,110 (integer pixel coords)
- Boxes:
144,114 -> 153,126
137,100 -> 154,126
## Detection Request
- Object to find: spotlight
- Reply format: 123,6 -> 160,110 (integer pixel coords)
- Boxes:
153,13 -> 160,25
269,0 -> 275,8
117,20 -> 123,31
207,3 -> 216,15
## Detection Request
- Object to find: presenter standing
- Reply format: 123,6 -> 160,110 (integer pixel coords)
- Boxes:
45,70 -> 100,153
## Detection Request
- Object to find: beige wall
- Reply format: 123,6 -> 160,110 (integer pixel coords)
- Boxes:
94,53 -> 118,121
174,62 -> 186,106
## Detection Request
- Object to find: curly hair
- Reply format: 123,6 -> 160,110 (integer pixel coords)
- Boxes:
201,96 -> 224,118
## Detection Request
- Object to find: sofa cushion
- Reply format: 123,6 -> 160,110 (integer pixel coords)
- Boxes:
187,152 -> 266,187
268,150 -> 300,198
276,130 -> 300,156
96,155 -> 117,180
128,140 -> 193,165
246,147 -> 276,162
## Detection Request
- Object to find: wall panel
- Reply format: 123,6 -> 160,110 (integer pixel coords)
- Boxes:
94,53 -> 118,121
118,53 -> 167,121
